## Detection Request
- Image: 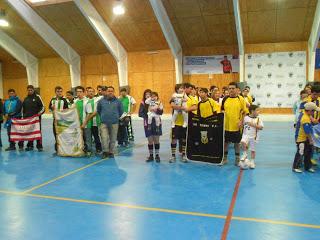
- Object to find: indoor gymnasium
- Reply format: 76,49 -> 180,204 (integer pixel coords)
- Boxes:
0,0 -> 320,239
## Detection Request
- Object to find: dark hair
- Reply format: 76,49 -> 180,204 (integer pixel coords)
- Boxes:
8,89 -> 15,93
229,82 -> 238,88
97,85 -> 103,89
183,83 -> 192,89
66,91 -> 73,96
210,85 -> 217,91
245,86 -> 250,90
249,104 -> 259,113
75,86 -> 85,92
86,87 -> 93,91
175,84 -> 183,93
27,85 -> 34,90
190,84 -> 195,89
222,86 -> 228,91
107,86 -> 114,90
300,90 -> 307,95
120,88 -> 127,92
311,85 -> 320,93
151,91 -> 159,97
55,86 -> 63,92
142,89 -> 152,101
199,88 -> 209,93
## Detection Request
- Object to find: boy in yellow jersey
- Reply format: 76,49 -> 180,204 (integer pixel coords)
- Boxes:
198,88 -> 220,117
170,83 -> 198,163
221,82 -> 249,166
293,102 -> 319,173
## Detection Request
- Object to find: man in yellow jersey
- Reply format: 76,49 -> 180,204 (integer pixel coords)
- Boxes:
292,102 -> 319,173
170,83 -> 197,163
221,82 -> 249,166
198,88 -> 220,117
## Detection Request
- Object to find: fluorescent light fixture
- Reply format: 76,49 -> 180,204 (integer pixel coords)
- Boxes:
0,19 -> 9,27
29,0 -> 47,3
113,5 -> 125,15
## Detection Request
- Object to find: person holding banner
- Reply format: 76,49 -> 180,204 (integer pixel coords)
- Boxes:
49,86 -> 69,152
221,82 -> 249,166
198,88 -> 220,116
21,85 -> 45,151
4,89 -> 23,151
66,91 -> 75,108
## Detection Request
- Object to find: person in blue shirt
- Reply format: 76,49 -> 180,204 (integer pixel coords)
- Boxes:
3,89 -> 23,151
82,86 -> 123,159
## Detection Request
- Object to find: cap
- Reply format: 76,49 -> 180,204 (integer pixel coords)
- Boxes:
304,102 -> 320,111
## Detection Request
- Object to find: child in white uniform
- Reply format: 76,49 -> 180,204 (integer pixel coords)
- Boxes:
145,92 -> 163,130
171,84 -> 188,128
240,104 -> 264,169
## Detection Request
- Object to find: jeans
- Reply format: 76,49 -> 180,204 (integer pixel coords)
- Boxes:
293,141 -> 312,170
92,126 -> 102,151
100,123 -> 118,154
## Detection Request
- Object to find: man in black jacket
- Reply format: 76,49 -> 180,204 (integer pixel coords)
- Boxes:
22,85 -> 45,151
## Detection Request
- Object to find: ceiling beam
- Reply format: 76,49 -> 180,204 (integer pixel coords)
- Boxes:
74,0 -> 128,87
0,30 -> 38,88
7,0 -> 81,87
308,0 -> 320,82
233,0 -> 244,82
149,0 -> 182,84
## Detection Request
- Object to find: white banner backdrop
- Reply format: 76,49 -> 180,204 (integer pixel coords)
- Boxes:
183,55 -> 239,74
245,51 -> 306,108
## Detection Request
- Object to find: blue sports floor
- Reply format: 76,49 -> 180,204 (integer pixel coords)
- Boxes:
0,119 -> 319,240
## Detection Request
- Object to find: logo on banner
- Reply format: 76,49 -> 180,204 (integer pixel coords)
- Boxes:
268,53 -> 272,58
248,73 -> 252,79
278,63 -> 283,68
277,83 -> 282,88
200,131 -> 208,144
289,72 -> 294,78
257,63 -> 262,69
288,92 -> 292,98
257,84 -> 261,89
278,103 -> 283,107
299,61 -> 304,67
289,52 -> 294,57
298,83 -> 303,88
267,93 -> 271,98
257,102 -> 261,107
248,54 -> 252,59
267,73 -> 272,78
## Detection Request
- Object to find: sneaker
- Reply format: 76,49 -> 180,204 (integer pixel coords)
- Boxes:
307,168 -> 316,173
169,156 -> 176,163
19,146 -> 24,151
96,150 -> 102,154
293,168 -> 303,173
155,155 -> 160,162
181,155 -> 188,163
5,146 -> 16,151
250,160 -> 256,169
25,147 -> 33,151
38,147 -> 44,152
102,152 -> 109,159
109,153 -> 115,158
311,159 -> 318,166
235,157 -> 240,166
86,151 -> 92,157
146,155 -> 154,162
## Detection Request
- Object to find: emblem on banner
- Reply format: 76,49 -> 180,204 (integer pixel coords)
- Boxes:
267,93 -> 271,98
200,131 -> 209,144
289,72 -> 293,78
268,73 -> 272,78
289,52 -> 293,57
288,92 -> 292,98
268,53 -> 272,58
248,54 -> 252,59
248,73 -> 252,79
278,103 -> 282,107
277,83 -> 282,88
299,61 -> 304,67
257,102 -> 261,107
278,63 -> 282,68
257,84 -> 261,89
257,63 -> 262,69
298,83 -> 303,88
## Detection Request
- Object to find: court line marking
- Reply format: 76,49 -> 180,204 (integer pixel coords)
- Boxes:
221,169 -> 244,240
22,132 -> 170,194
0,189 -> 319,230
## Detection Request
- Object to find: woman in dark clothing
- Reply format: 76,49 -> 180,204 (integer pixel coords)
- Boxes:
138,89 -> 163,163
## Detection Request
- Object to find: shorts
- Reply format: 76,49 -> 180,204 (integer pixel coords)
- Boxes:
171,125 -> 187,140
240,135 -> 256,151
225,131 -> 241,143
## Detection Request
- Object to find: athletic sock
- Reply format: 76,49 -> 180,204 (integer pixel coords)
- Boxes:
155,143 -> 160,155
171,143 -> 177,157
148,144 -> 154,156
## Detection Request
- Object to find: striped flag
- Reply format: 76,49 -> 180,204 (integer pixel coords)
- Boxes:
10,115 -> 41,142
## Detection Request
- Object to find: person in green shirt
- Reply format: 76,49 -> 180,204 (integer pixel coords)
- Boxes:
118,88 -> 136,146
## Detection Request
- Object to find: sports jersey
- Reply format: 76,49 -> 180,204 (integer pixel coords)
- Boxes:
74,97 -> 88,126
243,95 -> 253,106
221,96 -> 248,131
187,94 -> 198,115
242,116 -> 263,140
295,112 -> 313,143
86,96 -> 101,127
198,98 -> 220,118
119,95 -> 136,115
300,96 -> 320,120
49,96 -> 68,112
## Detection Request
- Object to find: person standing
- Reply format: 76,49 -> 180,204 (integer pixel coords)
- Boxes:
221,82 -> 248,166
49,86 -> 69,152
84,86 -> 123,159
3,89 -> 23,151
22,85 -> 45,151
66,91 -> 74,108
0,98 -> 3,148
118,88 -> 136,145
74,86 -> 88,153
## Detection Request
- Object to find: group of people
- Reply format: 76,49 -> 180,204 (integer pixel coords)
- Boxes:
292,83 -> 320,173
0,82 -> 264,169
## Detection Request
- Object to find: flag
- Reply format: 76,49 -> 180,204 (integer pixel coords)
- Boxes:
312,124 -> 320,148
10,115 -> 41,142
54,108 -> 84,157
